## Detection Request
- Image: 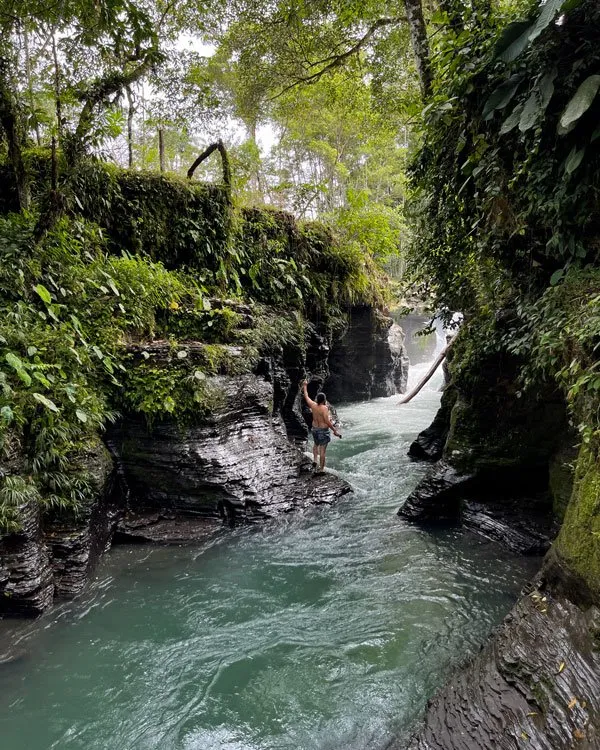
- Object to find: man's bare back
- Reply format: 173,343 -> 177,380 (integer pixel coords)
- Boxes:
310,402 -> 331,429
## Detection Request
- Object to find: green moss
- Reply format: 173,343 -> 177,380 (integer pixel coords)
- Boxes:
548,443 -> 578,522
555,440 -> 600,599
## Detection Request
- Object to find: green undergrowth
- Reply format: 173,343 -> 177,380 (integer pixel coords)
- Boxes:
0,189 -> 385,531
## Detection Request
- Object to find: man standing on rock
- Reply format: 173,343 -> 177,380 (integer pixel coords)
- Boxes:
301,380 -> 342,472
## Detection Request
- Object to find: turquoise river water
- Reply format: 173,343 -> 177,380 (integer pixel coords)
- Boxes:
0,366 -> 539,750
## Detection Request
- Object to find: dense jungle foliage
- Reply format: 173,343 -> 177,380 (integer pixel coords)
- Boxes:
408,0 -> 600,591
0,162 -> 385,532
1,0 -> 599,568
410,0 -> 600,439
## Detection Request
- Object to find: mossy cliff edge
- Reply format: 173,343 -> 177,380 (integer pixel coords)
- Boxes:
0,158 -> 403,617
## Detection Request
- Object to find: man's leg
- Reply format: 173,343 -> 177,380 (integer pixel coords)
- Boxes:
319,444 -> 326,471
312,441 -> 318,466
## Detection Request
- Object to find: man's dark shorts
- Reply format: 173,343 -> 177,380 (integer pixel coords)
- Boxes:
312,427 -> 331,446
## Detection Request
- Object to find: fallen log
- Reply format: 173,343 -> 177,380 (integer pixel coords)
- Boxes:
397,339 -> 453,405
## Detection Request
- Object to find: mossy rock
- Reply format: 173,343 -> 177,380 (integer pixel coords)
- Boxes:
548,439 -> 579,522
554,440 -> 600,599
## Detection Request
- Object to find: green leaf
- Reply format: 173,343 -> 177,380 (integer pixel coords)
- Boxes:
495,20 -> 532,62
5,352 -> 23,371
33,371 -> 51,387
500,104 -> 524,135
529,0 -> 567,43
550,269 -> 565,286
559,75 -> 600,131
0,405 -> 14,423
32,392 -> 59,413
483,76 -> 523,120
34,284 -> 52,305
16,369 -> 32,386
75,409 -> 88,423
519,91 -> 541,132
539,71 -> 556,111
564,146 -> 585,174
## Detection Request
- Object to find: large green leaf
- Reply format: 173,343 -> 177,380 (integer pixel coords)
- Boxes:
529,0 -> 568,42
34,284 -> 52,305
519,91 -> 541,132
564,146 -> 585,174
5,352 -> 23,371
498,0 -> 571,63
559,75 -> 600,131
32,392 -> 60,413
500,103 -> 524,135
539,70 -> 557,111
482,75 -> 523,120
494,20 -> 532,62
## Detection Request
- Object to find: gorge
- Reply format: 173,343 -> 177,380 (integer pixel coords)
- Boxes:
1,0 -> 600,748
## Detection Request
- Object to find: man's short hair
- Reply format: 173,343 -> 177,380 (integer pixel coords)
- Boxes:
316,392 -> 326,405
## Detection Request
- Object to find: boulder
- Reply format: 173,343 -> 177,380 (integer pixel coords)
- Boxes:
0,439 -> 115,616
403,590 -> 600,750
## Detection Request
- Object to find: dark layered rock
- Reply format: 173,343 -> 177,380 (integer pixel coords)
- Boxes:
326,306 -> 409,402
0,501 -> 54,617
260,323 -> 332,444
399,321 -> 600,749
107,374 -> 351,534
408,386 -> 458,461
400,459 -> 474,523
403,589 -> 600,750
399,461 -> 556,554
0,441 -> 116,617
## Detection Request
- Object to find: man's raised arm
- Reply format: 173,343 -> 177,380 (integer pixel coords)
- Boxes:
301,380 -> 317,408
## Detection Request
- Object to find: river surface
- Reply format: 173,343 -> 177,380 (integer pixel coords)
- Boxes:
0,366 -> 540,750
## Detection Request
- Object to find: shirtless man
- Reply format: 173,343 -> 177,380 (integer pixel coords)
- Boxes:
301,380 -> 342,472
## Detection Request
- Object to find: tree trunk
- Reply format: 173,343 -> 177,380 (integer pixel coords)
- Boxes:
158,127 -> 165,172
51,32 -> 63,142
23,28 -> 41,146
187,140 -> 231,190
0,55 -> 29,210
126,85 -> 135,168
403,0 -> 433,99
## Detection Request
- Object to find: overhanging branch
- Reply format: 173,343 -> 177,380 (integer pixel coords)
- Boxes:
270,16 -> 404,100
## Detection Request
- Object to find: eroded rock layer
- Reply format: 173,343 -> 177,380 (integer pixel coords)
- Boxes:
404,589 -> 600,750
107,374 -> 351,533
326,306 -> 409,402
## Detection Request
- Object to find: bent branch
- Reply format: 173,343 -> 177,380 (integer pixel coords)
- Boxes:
187,140 -> 231,189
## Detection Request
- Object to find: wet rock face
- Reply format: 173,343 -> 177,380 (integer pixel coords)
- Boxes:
0,502 -> 54,617
399,461 -> 556,555
0,442 -> 115,617
403,590 -> 600,750
400,459 -> 472,523
408,386 -> 457,461
325,307 -> 409,402
107,374 -> 351,531
260,324 -> 332,444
